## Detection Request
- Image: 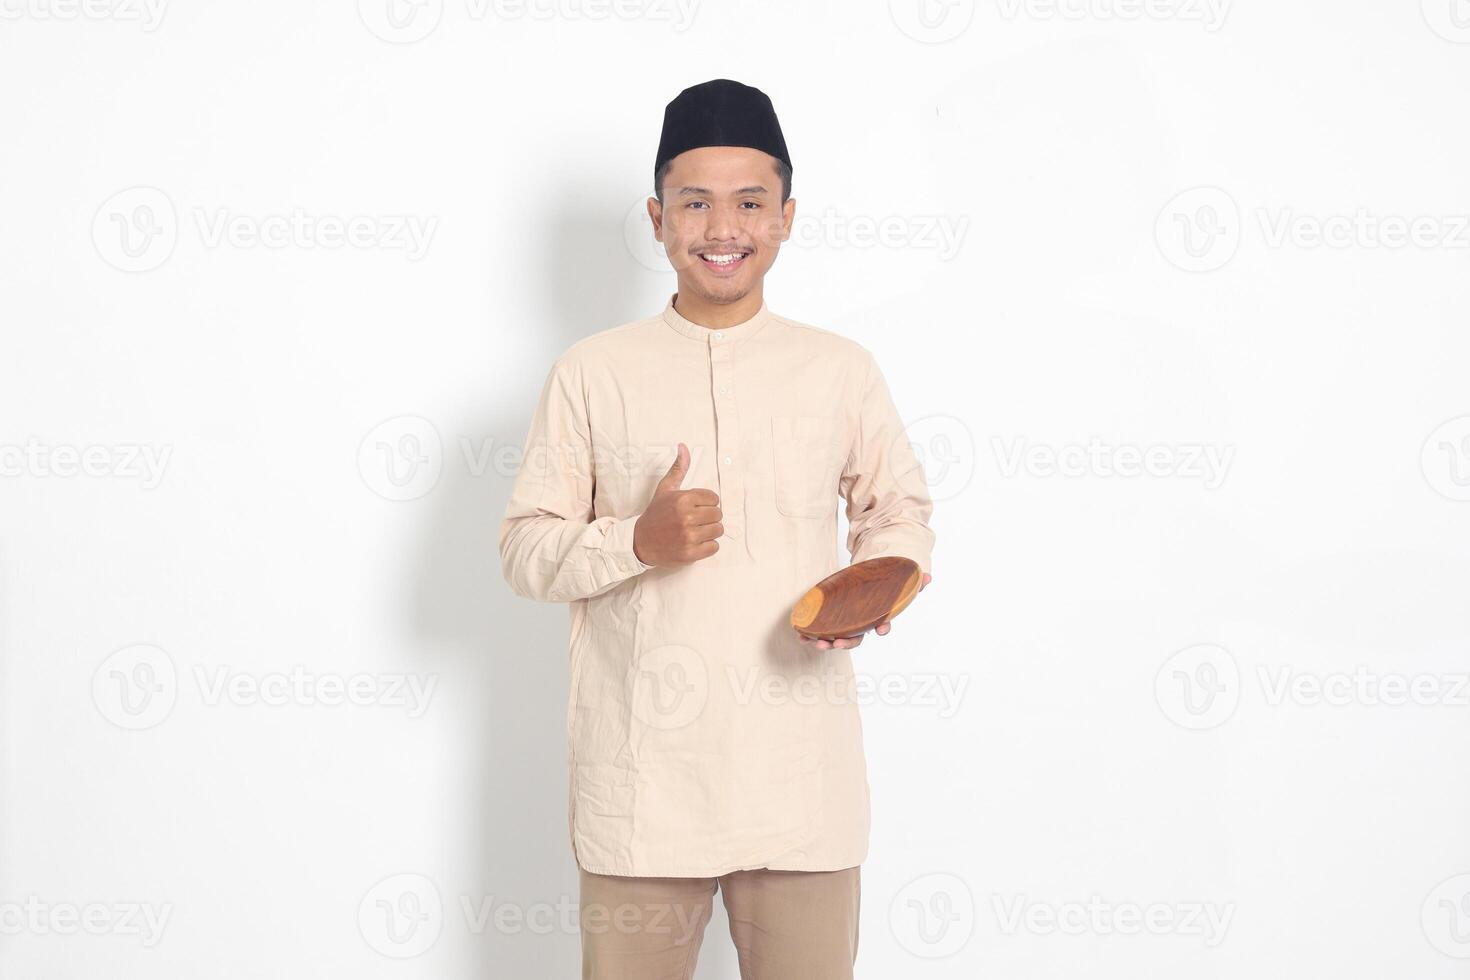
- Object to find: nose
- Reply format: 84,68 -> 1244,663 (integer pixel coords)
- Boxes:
704,203 -> 742,245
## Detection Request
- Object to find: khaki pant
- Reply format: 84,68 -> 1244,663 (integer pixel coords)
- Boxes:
579,865 -> 861,980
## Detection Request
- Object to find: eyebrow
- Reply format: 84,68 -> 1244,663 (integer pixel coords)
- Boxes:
675,185 -> 769,197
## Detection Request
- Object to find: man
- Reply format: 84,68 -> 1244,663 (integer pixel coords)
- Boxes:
498,78 -> 936,980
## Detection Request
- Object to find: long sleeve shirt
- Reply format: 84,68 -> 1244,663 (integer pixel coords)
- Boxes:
498,292 -> 936,877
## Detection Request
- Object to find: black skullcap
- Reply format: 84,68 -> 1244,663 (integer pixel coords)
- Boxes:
654,79 -> 791,189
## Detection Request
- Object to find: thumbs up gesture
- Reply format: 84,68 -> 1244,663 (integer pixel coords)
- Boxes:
632,443 -> 724,567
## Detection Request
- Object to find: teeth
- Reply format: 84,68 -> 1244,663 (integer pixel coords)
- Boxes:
701,252 -> 747,265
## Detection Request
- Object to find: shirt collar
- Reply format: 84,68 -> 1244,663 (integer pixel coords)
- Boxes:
660,292 -> 772,344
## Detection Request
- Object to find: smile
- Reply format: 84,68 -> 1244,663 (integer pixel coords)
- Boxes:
696,250 -> 751,274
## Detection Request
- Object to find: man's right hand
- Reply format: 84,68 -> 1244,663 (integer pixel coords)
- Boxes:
632,442 -> 723,567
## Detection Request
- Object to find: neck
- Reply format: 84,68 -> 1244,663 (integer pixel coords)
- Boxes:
671,285 -> 765,329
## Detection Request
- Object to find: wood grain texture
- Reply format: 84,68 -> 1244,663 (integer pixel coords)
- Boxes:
790,556 -> 922,640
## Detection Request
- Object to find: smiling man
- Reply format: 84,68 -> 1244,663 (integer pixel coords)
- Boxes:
498,78 -> 935,980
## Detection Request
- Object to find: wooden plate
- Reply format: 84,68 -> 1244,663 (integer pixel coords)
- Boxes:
790,556 -> 922,641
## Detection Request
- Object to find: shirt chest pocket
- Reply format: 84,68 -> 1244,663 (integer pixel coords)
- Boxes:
770,415 -> 844,519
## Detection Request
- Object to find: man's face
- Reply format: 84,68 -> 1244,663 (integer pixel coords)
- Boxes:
649,146 -> 795,306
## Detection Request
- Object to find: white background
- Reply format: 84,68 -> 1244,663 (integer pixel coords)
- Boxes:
3,1 -> 1470,977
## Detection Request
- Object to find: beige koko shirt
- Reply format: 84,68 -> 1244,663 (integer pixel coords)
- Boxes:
498,293 -> 935,878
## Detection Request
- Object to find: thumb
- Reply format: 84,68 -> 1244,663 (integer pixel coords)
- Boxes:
655,442 -> 689,494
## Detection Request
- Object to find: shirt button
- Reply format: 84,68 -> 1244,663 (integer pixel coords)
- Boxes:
719,386 -> 729,395
713,331 -> 724,340
723,456 -> 732,465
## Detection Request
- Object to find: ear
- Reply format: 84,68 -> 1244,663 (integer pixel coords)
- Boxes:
780,196 -> 796,242
647,196 -> 664,242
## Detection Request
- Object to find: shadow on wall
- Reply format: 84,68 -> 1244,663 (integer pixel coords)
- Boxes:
405,198 -> 743,979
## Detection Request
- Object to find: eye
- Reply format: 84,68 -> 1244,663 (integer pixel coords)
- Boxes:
686,201 -> 709,210
740,201 -> 761,209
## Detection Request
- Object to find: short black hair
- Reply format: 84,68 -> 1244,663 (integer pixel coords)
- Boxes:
654,154 -> 791,206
